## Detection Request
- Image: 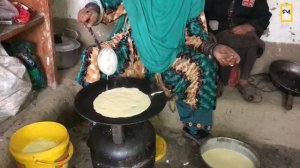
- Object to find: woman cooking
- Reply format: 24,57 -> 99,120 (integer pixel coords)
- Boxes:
76,0 -> 240,144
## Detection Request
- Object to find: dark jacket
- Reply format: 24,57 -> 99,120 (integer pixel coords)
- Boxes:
205,0 -> 272,37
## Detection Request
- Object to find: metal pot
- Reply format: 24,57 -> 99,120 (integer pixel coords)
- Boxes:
200,137 -> 260,168
55,29 -> 81,69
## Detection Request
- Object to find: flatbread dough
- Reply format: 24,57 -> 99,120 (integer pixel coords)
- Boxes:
93,87 -> 151,118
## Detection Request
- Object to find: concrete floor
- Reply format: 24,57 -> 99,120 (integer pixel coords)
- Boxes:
1,63 -> 300,167
68,121 -> 300,168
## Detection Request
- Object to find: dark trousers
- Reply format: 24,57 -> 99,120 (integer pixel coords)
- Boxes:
215,30 -> 264,85
219,46 -> 258,85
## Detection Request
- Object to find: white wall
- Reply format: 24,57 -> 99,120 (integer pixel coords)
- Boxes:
52,0 -> 85,19
261,0 -> 300,44
52,0 -> 300,44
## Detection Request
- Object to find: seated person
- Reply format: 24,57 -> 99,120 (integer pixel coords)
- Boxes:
205,0 -> 272,102
76,0 -> 240,143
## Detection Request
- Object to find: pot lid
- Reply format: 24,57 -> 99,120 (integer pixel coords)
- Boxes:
55,36 -> 80,52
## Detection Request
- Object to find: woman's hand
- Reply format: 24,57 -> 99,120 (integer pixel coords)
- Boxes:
213,44 -> 240,66
77,8 -> 99,27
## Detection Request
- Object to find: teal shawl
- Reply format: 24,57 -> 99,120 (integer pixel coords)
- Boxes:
122,0 -> 204,73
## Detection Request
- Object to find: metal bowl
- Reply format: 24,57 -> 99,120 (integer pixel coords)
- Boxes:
200,137 -> 260,168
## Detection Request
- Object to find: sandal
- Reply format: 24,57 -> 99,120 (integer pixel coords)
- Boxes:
182,127 -> 211,146
237,84 -> 262,103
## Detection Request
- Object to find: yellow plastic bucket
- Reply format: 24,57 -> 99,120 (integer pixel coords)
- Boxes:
155,134 -> 167,162
9,121 -> 74,168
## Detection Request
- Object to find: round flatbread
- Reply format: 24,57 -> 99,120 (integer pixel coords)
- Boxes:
93,87 -> 151,118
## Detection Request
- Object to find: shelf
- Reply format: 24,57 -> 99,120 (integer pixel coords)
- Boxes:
0,15 -> 44,41
0,0 -> 57,88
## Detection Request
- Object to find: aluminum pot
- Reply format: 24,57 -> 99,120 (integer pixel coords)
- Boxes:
55,29 -> 81,69
199,137 -> 260,168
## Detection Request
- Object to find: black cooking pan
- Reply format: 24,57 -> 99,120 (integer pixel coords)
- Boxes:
269,60 -> 300,110
74,77 -> 167,125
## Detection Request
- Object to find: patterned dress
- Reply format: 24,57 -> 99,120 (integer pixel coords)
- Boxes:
76,0 -> 218,134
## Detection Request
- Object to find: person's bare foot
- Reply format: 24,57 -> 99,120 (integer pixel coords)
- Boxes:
239,79 -> 248,86
237,79 -> 262,103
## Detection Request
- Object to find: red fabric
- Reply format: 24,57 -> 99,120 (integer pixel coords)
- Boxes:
13,3 -> 32,24
228,64 -> 239,87
242,0 -> 255,8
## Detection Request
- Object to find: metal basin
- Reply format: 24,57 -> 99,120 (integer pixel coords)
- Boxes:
200,137 -> 260,168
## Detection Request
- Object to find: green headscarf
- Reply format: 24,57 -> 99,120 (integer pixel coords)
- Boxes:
122,0 -> 204,73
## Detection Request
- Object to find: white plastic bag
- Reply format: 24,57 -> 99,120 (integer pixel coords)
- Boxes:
0,0 -> 18,20
0,44 -> 31,116
97,47 -> 118,76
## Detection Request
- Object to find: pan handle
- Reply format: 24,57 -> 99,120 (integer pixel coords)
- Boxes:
285,91 -> 293,110
150,91 -> 164,96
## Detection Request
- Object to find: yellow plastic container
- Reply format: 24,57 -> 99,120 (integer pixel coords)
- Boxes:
155,134 -> 167,162
9,121 -> 74,168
